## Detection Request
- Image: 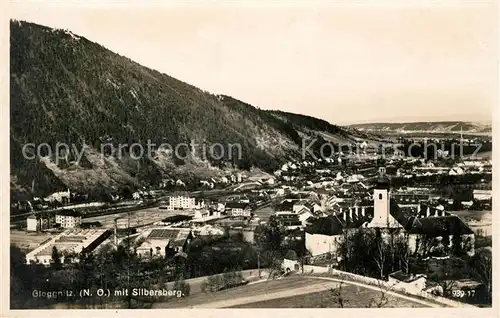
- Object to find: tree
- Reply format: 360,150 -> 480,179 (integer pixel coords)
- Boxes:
469,249 -> 492,303
330,280 -> 348,308
255,216 -> 285,252
51,246 -> 61,270
394,233 -> 410,274
373,229 -> 387,279
366,281 -> 396,308
451,234 -> 464,256
427,257 -> 466,297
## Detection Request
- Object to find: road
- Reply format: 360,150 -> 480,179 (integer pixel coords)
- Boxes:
190,280 -> 339,308
164,269 -> 269,296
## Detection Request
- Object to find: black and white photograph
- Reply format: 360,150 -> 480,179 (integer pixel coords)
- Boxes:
5,0 -> 497,312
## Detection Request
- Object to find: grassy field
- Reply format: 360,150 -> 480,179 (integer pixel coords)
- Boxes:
10,230 -> 53,251
233,283 -> 427,308
154,276 -> 324,308
153,275 -> 429,308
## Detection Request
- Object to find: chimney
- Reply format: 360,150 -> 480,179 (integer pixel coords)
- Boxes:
426,207 -> 431,217
349,208 -> 353,220
114,219 -> 118,247
361,207 -> 366,217
434,209 -> 439,217
355,206 -> 359,217
343,212 -> 346,221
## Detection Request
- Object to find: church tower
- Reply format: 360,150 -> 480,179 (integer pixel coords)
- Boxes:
368,167 -> 399,228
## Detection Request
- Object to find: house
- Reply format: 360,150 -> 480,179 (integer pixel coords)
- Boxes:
305,208 -> 372,257
282,250 -> 301,272
132,192 -> 141,200
137,228 -> 193,258
276,199 -> 296,213
225,202 -> 252,217
473,189 -> 492,202
449,167 -> 465,176
305,201 -> 322,213
297,210 -> 314,226
26,229 -> 110,265
461,201 -> 474,208
167,196 -> 203,210
292,200 -> 310,213
55,210 -> 82,228
27,213 -> 53,232
45,189 -> 71,204
266,177 -> 276,185
388,271 -> 427,293
274,212 -> 303,230
194,210 -> 210,220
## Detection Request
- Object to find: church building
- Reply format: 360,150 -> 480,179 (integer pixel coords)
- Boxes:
305,167 -> 475,258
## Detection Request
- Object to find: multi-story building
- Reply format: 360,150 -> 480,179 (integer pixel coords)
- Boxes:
26,213 -> 53,232
25,228 -> 110,265
55,210 -> 82,228
167,196 -> 204,210
225,202 -> 251,217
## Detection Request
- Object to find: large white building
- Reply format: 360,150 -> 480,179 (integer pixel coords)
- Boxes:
27,213 -> 53,232
55,210 -> 82,228
45,189 -> 71,204
25,228 -> 110,265
167,196 -> 204,210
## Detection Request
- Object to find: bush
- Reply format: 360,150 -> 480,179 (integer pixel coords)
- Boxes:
173,279 -> 191,297
203,271 -> 245,292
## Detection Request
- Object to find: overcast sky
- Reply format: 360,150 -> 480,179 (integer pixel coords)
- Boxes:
10,1 -> 497,125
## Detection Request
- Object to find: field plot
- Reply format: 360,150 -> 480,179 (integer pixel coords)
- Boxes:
234,282 -> 427,308
10,230 -> 53,251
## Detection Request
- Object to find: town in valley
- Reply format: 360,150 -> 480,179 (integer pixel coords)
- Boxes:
10,132 -> 493,308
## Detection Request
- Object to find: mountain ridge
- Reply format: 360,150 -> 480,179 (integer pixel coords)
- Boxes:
349,121 -> 492,133
10,20 -> 374,199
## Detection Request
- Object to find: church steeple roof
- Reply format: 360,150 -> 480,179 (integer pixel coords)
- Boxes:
375,167 -> 390,189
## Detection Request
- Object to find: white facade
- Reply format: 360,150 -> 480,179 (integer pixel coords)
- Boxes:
26,229 -> 109,265
45,189 -> 70,203
27,216 -> 38,232
388,272 -> 427,293
305,232 -> 343,257
230,208 -> 251,217
168,196 -> 203,210
55,214 -> 82,228
367,188 -> 400,228
136,239 -> 170,258
473,189 -> 492,201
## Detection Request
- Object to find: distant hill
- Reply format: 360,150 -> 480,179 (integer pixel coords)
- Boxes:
10,20 -> 374,199
350,121 -> 492,134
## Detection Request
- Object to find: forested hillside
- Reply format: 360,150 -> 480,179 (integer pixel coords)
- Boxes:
10,20 -> 364,198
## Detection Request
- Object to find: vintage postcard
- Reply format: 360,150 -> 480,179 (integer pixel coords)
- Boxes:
3,0 -> 497,316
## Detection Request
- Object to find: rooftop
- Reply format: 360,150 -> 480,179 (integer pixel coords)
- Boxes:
26,228 -> 109,258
